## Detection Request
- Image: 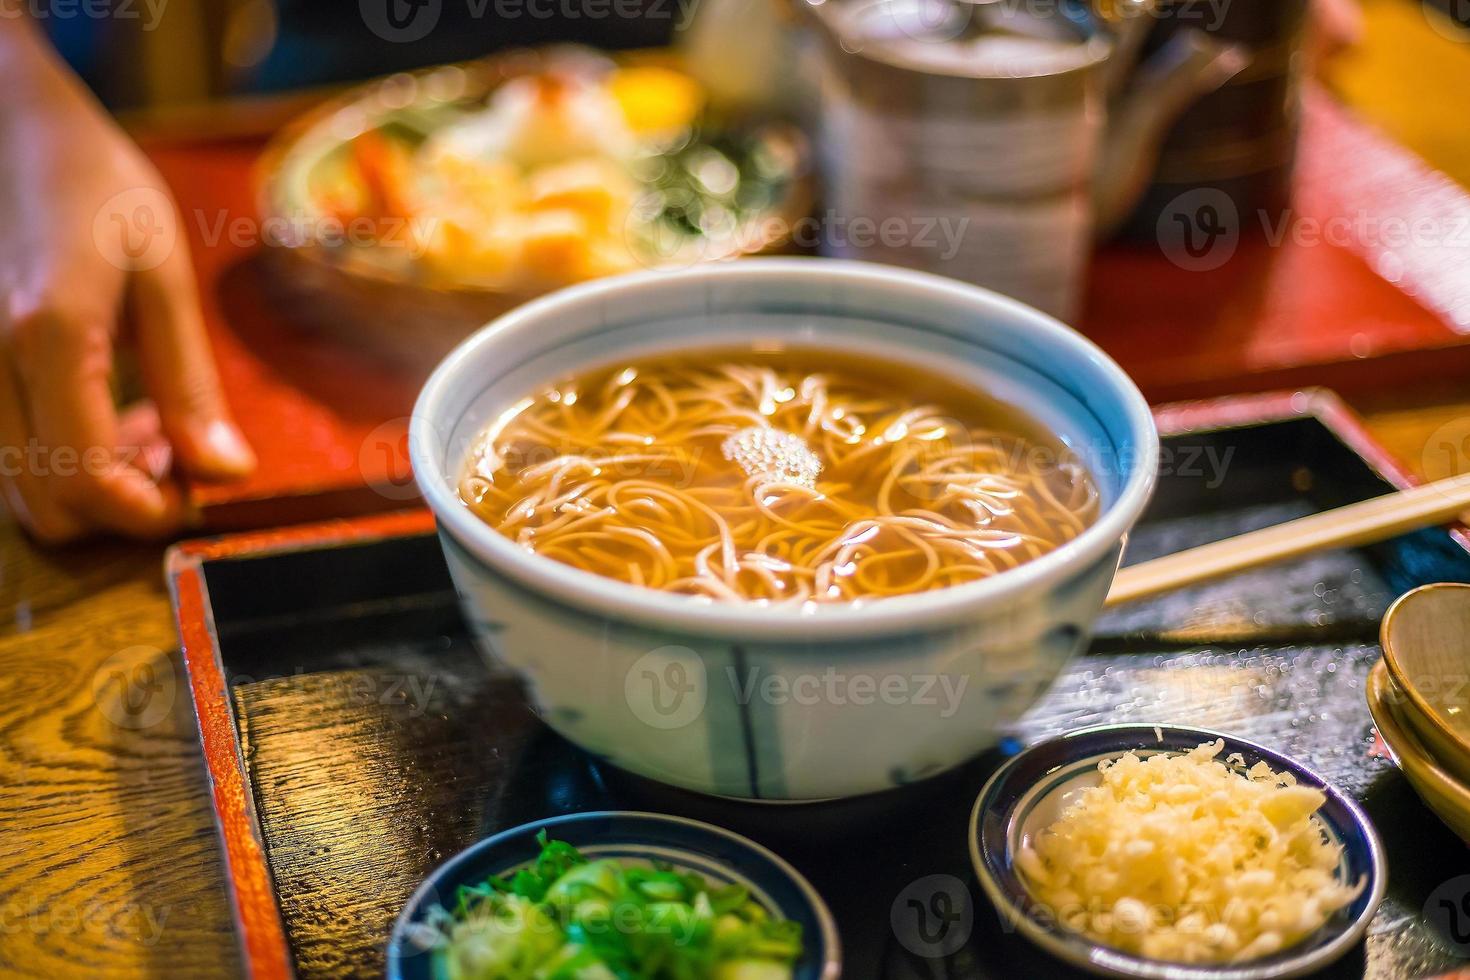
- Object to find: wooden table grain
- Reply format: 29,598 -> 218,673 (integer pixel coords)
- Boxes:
2,3 -> 1469,976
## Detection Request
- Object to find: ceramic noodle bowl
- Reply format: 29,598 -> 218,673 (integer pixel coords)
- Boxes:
410,259 -> 1158,800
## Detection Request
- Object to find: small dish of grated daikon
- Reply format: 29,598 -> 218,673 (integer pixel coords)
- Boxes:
970,725 -> 1386,979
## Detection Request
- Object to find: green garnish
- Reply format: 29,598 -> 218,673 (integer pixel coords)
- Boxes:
427,830 -> 804,979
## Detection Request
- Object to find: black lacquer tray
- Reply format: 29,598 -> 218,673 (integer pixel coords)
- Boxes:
169,390 -> 1470,980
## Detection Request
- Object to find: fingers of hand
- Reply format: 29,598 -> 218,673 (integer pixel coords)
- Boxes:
132,250 -> 255,480
0,364 -> 84,544
1,301 -> 186,541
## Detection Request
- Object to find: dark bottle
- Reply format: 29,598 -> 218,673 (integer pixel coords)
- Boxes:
1112,0 -> 1311,243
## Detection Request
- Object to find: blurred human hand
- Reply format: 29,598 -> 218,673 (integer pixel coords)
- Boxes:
0,22 -> 254,544
1311,0 -> 1364,65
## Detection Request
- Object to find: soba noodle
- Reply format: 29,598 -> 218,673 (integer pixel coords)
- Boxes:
459,347 -> 1100,604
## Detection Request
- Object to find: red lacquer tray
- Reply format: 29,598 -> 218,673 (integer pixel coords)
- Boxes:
143,84 -> 1470,530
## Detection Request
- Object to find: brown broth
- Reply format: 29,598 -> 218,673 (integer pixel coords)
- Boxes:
459,346 -> 1099,604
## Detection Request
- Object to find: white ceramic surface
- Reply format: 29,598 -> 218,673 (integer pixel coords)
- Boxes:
410,258 -> 1158,800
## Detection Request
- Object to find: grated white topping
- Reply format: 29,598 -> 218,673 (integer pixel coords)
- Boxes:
1016,740 -> 1365,964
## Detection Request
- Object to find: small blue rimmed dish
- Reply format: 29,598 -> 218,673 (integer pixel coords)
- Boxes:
969,725 -> 1386,979
387,810 -> 841,980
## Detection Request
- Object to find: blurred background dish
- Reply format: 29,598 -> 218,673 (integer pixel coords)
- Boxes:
1366,658 -> 1470,844
1379,582 -> 1470,785
796,0 -> 1246,319
257,46 -> 810,369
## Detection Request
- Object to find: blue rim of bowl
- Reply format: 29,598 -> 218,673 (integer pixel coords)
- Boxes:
386,810 -> 841,980
968,724 -> 1387,980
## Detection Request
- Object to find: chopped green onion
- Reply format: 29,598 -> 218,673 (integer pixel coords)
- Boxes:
429,833 -> 804,979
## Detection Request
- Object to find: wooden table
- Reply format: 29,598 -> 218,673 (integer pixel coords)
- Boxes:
3,3 -> 1470,975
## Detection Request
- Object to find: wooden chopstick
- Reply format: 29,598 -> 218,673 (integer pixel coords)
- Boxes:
1106,472 -> 1470,607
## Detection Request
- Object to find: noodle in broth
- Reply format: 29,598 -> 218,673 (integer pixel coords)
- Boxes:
459,347 -> 1100,604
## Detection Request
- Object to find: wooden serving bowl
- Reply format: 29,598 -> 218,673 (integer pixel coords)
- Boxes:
255,48 -> 811,372
1380,582 -> 1470,785
1367,658 -> 1470,844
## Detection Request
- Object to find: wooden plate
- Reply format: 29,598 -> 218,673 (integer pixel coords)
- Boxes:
255,48 -> 811,371
1380,582 -> 1470,783
1366,659 -> 1470,844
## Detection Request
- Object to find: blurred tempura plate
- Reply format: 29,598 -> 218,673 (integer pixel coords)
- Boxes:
255,46 -> 811,370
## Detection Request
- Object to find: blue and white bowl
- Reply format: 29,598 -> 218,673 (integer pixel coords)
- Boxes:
386,811 -> 840,980
969,725 -> 1387,979
410,258 -> 1158,800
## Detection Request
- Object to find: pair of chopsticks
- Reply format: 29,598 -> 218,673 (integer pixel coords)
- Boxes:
1107,472 -> 1470,607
